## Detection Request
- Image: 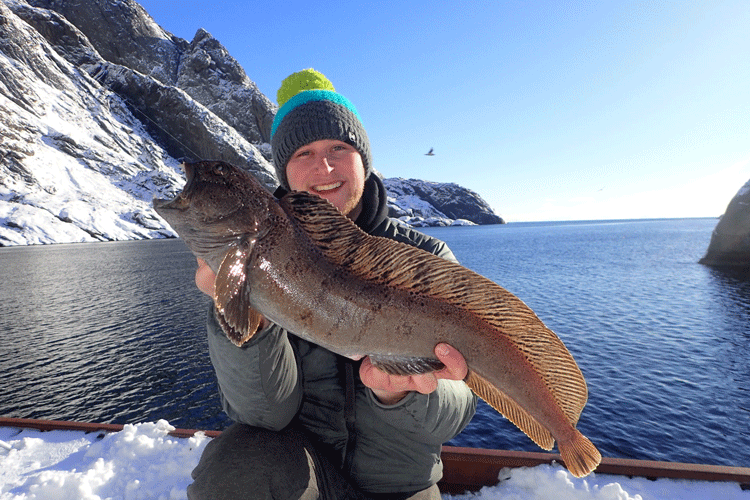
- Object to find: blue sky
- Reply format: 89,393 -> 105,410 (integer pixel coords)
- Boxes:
138,0 -> 749,222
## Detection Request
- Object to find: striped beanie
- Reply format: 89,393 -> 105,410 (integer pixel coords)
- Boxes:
270,69 -> 372,190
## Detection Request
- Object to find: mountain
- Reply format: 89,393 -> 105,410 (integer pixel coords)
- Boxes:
385,178 -> 504,226
0,0 -> 503,246
699,179 -> 750,268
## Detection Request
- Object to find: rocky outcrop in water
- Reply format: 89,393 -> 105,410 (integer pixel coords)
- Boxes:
700,179 -> 750,268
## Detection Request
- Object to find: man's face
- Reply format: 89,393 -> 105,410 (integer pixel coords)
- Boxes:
286,139 -> 366,220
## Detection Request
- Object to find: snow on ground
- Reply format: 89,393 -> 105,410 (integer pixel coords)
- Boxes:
1,421 -> 748,500
0,421 -> 208,500
444,465 -> 750,500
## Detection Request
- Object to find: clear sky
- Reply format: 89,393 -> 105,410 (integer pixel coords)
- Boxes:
137,0 -> 749,222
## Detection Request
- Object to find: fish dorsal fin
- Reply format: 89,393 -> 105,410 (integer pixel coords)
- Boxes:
280,191 -> 589,430
214,239 -> 263,346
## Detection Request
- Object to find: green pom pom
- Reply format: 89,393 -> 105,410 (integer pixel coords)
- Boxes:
277,69 -> 336,107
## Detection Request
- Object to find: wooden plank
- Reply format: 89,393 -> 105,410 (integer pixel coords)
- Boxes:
0,417 -> 221,438
438,445 -> 750,493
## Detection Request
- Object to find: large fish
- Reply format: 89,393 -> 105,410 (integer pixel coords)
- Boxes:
153,160 -> 602,478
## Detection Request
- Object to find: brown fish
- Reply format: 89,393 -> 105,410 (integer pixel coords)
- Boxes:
153,160 -> 602,477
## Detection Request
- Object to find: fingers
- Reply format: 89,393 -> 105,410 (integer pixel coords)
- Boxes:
361,343 -> 468,401
195,258 -> 216,297
360,357 -> 439,398
411,373 -> 439,394
434,343 -> 469,380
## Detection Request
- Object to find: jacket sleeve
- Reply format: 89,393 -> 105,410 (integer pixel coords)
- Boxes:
367,379 -> 477,445
205,305 -> 302,430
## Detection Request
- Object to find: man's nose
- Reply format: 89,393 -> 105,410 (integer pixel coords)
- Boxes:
315,154 -> 335,172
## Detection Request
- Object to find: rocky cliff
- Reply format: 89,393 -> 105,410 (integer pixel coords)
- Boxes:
385,178 -> 504,226
0,0 -> 503,246
700,179 -> 750,268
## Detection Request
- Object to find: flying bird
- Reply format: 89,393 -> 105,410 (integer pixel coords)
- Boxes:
425,148 -> 435,156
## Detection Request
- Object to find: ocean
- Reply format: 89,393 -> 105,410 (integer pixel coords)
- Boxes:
1,217 -> 748,468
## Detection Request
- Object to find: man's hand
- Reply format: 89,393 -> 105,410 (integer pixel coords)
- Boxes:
360,343 -> 468,405
195,258 -> 216,297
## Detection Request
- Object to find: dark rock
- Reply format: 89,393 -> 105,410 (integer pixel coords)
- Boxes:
87,61 -> 276,188
177,29 -> 276,145
25,0 -> 184,85
700,180 -> 750,268
25,0 -> 276,148
8,0 -> 101,67
384,178 -> 504,226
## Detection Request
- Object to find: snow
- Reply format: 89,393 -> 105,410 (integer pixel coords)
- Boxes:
1,422 -> 747,500
736,178 -> 750,198
0,421 -> 209,500
445,465 -> 750,500
0,6 -> 184,246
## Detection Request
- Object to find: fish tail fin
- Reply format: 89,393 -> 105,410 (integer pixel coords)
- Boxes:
559,430 -> 601,478
465,371 -> 555,451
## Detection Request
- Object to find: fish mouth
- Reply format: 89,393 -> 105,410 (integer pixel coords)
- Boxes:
153,195 -> 188,211
153,163 -> 195,211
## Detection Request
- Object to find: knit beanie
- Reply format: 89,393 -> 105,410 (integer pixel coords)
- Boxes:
270,69 -> 372,190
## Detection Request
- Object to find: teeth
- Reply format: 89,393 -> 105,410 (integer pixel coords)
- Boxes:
313,182 -> 342,192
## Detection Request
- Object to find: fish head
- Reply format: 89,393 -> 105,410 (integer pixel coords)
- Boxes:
153,160 -> 274,269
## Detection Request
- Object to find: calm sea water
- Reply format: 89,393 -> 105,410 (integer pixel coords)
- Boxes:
1,218 -> 748,468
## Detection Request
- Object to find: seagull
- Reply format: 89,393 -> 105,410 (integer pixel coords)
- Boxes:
425,148 -> 435,156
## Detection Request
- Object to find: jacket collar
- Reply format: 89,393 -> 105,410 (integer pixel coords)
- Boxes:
353,175 -> 389,234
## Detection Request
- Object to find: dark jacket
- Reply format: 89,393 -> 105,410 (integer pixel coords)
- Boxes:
204,175 -> 477,494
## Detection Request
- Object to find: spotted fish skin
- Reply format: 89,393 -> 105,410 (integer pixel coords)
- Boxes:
153,160 -> 602,477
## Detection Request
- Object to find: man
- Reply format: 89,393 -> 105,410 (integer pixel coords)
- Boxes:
188,69 -> 477,499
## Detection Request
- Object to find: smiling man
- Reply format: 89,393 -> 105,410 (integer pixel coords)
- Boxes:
285,139 -> 366,221
189,69 -> 477,500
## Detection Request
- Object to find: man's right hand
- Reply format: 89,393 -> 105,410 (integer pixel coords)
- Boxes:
195,258 -> 216,297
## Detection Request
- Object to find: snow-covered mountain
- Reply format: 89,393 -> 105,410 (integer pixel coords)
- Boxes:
0,0 -> 503,247
385,178 -> 504,227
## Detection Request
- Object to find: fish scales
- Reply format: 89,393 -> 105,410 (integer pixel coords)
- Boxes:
153,160 -> 602,478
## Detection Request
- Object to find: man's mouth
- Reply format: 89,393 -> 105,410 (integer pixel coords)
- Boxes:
312,181 -> 343,193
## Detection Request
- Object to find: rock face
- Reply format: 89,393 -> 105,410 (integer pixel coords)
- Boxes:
1,0 -> 503,246
700,179 -> 750,267
17,0 -> 276,175
0,0 -> 187,244
385,178 -> 504,226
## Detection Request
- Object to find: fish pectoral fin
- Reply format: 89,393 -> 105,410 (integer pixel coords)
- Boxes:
368,355 -> 445,375
214,305 -> 262,347
214,241 -> 262,346
465,370 -> 555,451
